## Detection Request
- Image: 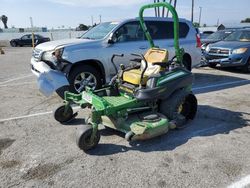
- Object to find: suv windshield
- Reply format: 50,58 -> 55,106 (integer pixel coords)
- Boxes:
224,30 -> 250,42
206,30 -> 232,40
81,22 -> 119,40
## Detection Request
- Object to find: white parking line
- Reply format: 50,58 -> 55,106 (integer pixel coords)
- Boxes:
0,79 -> 249,123
0,106 -> 81,123
0,74 -> 33,84
0,81 -> 36,87
0,111 -> 52,123
228,174 -> 250,188
193,80 -> 250,91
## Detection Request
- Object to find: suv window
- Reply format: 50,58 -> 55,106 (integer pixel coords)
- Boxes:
21,35 -> 30,40
35,35 -> 42,39
114,21 -> 144,42
114,20 -> 189,43
145,21 -> 190,39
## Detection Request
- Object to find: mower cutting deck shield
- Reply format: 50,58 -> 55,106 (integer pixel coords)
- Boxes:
54,2 -> 198,152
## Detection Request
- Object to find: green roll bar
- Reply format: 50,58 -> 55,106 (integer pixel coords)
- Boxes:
139,2 -> 183,63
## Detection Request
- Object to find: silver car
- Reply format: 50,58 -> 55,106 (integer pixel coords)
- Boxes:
31,17 -> 201,97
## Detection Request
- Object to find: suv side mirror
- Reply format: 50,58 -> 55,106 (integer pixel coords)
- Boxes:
108,33 -> 117,44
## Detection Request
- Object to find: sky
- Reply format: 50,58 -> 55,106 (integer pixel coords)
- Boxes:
0,0 -> 249,29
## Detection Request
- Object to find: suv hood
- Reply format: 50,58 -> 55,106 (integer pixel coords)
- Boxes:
210,41 -> 250,49
202,38 -> 220,44
35,38 -> 93,51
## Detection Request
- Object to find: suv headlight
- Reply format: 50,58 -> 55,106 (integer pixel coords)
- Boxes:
205,45 -> 210,52
42,47 -> 64,65
42,50 -> 54,62
53,48 -> 64,60
232,48 -> 248,54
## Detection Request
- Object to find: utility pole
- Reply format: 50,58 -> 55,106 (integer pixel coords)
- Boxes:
162,0 -> 166,17
91,16 -> 94,26
173,0 -> 177,8
217,18 -> 220,26
29,17 -> 34,28
199,6 -> 202,27
99,15 -> 102,24
157,0 -> 160,17
166,0 -> 173,17
154,0 -> 157,17
30,17 -> 35,49
191,0 -> 194,22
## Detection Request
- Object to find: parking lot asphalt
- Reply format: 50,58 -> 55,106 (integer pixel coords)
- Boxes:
0,47 -> 250,188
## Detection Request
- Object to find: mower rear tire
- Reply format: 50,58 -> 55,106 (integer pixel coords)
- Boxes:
54,105 -> 74,123
159,89 -> 197,129
125,131 -> 135,141
76,125 -> 100,151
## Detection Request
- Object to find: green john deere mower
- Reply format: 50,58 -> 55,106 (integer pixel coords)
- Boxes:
54,2 -> 198,151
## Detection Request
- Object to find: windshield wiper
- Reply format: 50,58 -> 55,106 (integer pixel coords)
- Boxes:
81,37 -> 93,40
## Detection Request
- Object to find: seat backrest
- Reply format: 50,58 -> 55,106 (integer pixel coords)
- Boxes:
144,48 -> 169,64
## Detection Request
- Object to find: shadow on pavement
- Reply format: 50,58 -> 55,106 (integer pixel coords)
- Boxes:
214,67 -> 249,74
86,105 -> 249,156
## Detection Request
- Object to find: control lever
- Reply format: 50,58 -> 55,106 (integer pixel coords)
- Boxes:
131,53 -> 148,86
111,54 -> 124,74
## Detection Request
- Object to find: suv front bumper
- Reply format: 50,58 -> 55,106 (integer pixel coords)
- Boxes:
204,53 -> 247,67
31,58 -> 69,97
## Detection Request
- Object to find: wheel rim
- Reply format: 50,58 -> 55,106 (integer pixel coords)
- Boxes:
74,72 -> 97,93
83,132 -> 98,147
178,100 -> 191,118
55,106 -> 73,122
178,103 -> 184,113
12,42 -> 16,47
85,137 -> 95,147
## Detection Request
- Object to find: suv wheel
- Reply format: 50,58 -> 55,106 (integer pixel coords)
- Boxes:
11,41 -> 17,47
68,65 -> 102,94
242,58 -> 250,73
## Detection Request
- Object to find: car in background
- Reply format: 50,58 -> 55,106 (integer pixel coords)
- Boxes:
204,29 -> 250,72
200,30 -> 214,40
31,17 -> 201,98
10,34 -> 50,47
201,30 -> 234,52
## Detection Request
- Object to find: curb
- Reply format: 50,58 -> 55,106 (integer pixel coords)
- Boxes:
0,40 -> 10,47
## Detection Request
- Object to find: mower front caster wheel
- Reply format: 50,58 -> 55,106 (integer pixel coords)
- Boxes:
54,105 -> 74,123
76,125 -> 100,151
125,131 -> 135,141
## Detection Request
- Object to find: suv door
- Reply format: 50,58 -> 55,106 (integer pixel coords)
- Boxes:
21,34 -> 32,46
34,35 -> 40,45
105,21 -> 149,76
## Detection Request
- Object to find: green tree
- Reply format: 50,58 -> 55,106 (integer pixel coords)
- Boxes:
193,22 -> 199,28
241,18 -> 250,23
78,24 -> 89,31
0,15 -> 8,29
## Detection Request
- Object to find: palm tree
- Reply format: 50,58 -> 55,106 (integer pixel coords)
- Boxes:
1,15 -> 8,29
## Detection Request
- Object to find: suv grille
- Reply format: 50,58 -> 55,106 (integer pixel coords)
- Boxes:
32,49 -> 43,60
208,48 -> 230,56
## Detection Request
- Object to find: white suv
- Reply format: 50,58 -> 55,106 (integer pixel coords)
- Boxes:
31,17 -> 201,97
